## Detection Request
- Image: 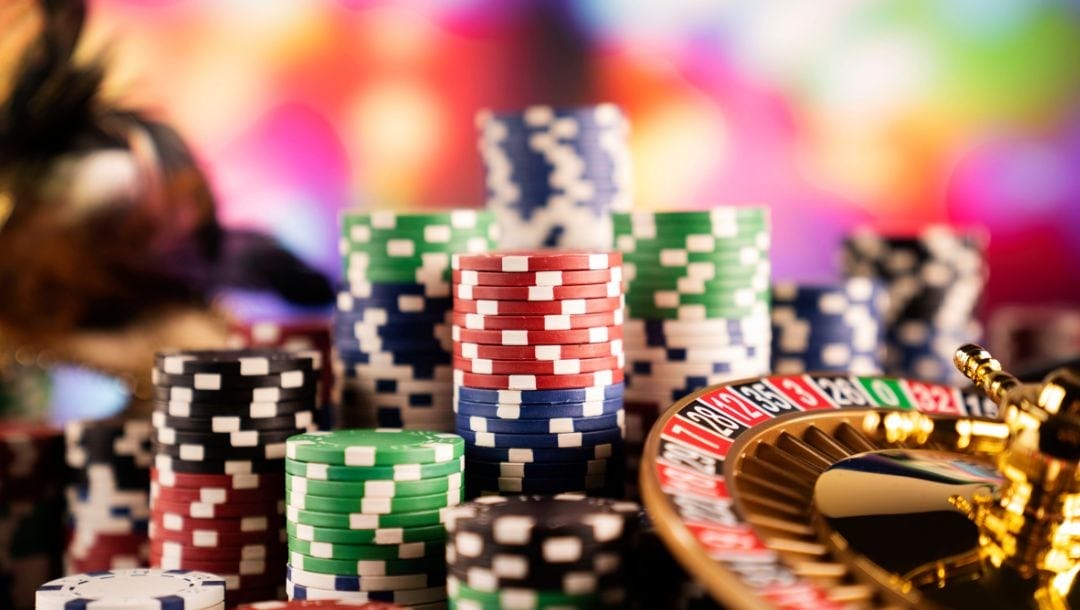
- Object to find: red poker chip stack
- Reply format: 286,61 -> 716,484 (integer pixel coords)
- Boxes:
451,251 -> 628,498
149,349 -> 323,605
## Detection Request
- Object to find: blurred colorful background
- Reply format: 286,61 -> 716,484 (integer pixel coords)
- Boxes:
83,0 -> 1079,309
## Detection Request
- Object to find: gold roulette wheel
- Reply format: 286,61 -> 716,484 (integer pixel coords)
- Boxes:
641,344 -> 1080,609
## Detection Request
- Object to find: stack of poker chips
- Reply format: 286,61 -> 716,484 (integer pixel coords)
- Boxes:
445,495 -> 640,609
36,569 -> 225,610
284,429 -> 464,606
335,210 -> 499,431
842,225 -> 988,383
64,417 -> 153,572
228,319 -> 335,423
149,348 -> 322,605
0,423 -> 65,609
477,104 -> 632,250
613,208 -> 771,493
451,251 -> 627,497
769,279 -> 887,375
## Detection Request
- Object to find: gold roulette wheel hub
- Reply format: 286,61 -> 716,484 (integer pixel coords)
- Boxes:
641,345 -> 1080,609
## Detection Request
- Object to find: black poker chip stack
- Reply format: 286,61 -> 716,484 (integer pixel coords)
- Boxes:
445,494 -> 641,608
148,348 -> 321,606
64,417 -> 153,572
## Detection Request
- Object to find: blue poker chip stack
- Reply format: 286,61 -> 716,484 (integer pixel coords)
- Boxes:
477,104 -> 633,250
335,210 -> 499,430
769,278 -> 887,375
64,417 -> 153,572
842,225 -> 988,384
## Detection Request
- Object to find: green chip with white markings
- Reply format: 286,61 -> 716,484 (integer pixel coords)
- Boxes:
286,472 -> 462,498
287,488 -> 462,514
286,429 -> 464,466
287,519 -> 447,545
285,456 -> 463,482
287,537 -> 447,565
287,505 -> 448,530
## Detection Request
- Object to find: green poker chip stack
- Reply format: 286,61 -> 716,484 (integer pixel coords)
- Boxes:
613,208 -> 772,497
284,429 -> 464,602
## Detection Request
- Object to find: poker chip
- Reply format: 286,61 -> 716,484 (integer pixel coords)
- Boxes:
454,397 -> 624,420
64,417 -> 152,573
463,456 -> 618,479
455,281 -> 622,301
769,278 -> 887,375
842,225 -> 988,384
452,251 -> 622,272
454,411 -> 623,434
452,325 -> 623,346
284,430 -> 461,605
149,348 -> 320,605
285,579 -> 447,605
444,496 -> 639,607
451,267 -> 621,287
464,441 -> 620,465
453,369 -> 623,390
477,104 -> 631,250
36,569 -> 225,610
456,427 -> 624,449
334,211 -> 498,430
453,296 -> 624,316
454,384 -> 624,406
450,310 -> 623,331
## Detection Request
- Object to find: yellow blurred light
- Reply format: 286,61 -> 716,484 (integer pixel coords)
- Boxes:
633,99 -> 728,209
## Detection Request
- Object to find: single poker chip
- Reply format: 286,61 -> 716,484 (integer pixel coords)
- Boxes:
464,444 -> 619,464
35,569 -> 226,610
453,369 -> 623,391
286,520 -> 448,545
286,538 -> 445,562
454,397 -> 624,420
454,282 -> 621,302
150,553 -> 281,577
448,576 -> 624,608
464,473 -> 620,494
286,430 -> 464,467
152,367 -> 320,391
154,427 -> 300,449
452,354 -> 623,376
156,349 -> 322,376
153,439 -> 287,462
456,427 -> 623,449
451,251 -> 621,272
149,539 -> 282,562
285,565 -> 444,591
151,497 -> 284,520
151,468 -> 284,491
154,399 -> 315,420
287,556 -> 444,583
454,411 -> 623,434
153,453 -> 283,475
287,505 -> 447,530
286,472 -> 463,498
452,325 -> 623,346
286,488 -> 461,514
285,579 -> 447,605
451,267 -> 620,287
150,481 -> 282,504
151,511 -> 283,533
151,522 -> 285,547
153,385 -> 317,404
452,296 -> 623,316
152,410 -> 315,433
454,341 -> 623,361
449,310 -> 622,331
464,456 -> 619,479
454,384 -> 624,405
285,456 -> 464,482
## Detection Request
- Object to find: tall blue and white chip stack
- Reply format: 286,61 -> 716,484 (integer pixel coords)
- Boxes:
451,251 -> 627,498
335,210 -> 499,430
769,279 -> 887,375
613,208 -> 771,495
477,104 -> 633,250
841,225 -> 988,384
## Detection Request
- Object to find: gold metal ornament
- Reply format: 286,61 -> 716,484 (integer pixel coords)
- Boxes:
640,345 -> 1080,609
